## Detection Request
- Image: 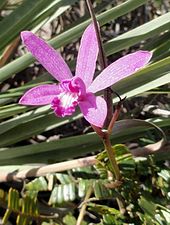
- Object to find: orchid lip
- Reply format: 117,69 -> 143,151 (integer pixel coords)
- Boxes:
51,92 -> 79,117
51,77 -> 86,117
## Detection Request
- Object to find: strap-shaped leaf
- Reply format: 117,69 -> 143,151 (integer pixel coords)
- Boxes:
0,118 -> 168,165
0,0 -> 147,82
0,54 -> 169,145
0,0 -> 52,50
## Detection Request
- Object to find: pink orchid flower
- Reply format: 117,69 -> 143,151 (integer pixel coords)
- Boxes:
19,24 -> 152,128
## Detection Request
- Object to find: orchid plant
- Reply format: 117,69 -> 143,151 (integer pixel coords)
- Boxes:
19,24 -> 152,128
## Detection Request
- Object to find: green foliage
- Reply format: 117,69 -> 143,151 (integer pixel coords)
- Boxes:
25,176 -> 48,197
0,0 -> 170,224
0,145 -> 169,224
1,188 -> 39,225
138,197 -> 170,225
88,203 -> 124,225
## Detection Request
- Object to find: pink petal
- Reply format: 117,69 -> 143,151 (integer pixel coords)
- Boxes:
19,84 -> 60,105
79,94 -> 107,127
21,31 -> 72,82
75,23 -> 98,88
88,51 -> 152,93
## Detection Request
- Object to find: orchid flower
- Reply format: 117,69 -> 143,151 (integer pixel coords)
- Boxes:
19,24 -> 152,128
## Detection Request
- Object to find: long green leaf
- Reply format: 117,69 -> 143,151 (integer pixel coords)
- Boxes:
0,104 -> 31,119
0,118 -> 169,164
104,12 -> 170,55
0,111 -> 82,146
1,55 -> 169,139
0,0 -> 147,82
29,0 -> 77,31
0,105 -> 51,134
0,0 -> 54,50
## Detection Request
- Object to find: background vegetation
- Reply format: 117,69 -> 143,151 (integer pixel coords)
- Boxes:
0,0 -> 170,224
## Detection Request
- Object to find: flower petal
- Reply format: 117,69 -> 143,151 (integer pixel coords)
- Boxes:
21,31 -> 73,82
88,51 -> 152,93
79,94 -> 107,127
75,23 -> 98,88
19,84 -> 60,105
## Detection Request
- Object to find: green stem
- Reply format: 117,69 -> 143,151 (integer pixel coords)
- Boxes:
108,101 -> 122,135
86,0 -> 107,69
86,0 -> 125,213
103,132 -> 121,181
86,0 -> 121,181
86,0 -> 113,127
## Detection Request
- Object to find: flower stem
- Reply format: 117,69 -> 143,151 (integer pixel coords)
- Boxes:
86,0 -> 113,127
86,0 -> 107,69
108,101 -> 122,135
103,132 -> 121,181
86,0 -> 121,181
86,0 -> 123,212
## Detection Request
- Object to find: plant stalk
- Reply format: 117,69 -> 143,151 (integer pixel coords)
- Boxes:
86,0 -> 121,181
103,132 -> 121,181
86,0 -> 113,127
108,101 -> 122,135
